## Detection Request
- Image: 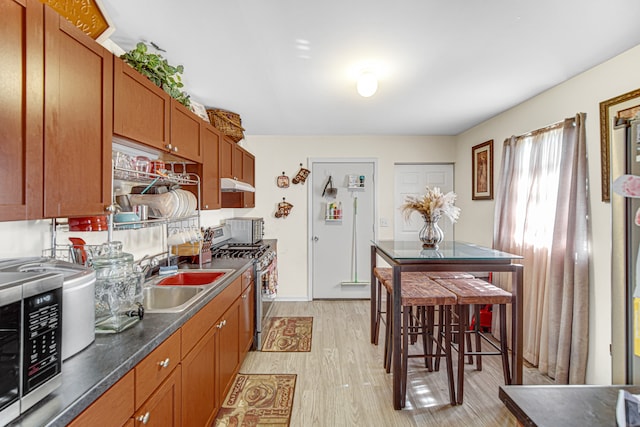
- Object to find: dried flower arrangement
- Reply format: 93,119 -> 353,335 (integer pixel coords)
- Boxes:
401,186 -> 461,223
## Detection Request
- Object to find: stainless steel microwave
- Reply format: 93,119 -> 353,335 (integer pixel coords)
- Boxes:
223,217 -> 264,244
0,272 -> 63,425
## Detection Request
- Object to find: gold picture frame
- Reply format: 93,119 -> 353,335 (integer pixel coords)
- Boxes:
599,87 -> 640,202
472,140 -> 493,200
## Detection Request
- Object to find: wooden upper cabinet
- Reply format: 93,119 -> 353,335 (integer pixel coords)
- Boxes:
200,124 -> 221,209
241,149 -> 255,208
220,142 -> 255,209
43,4 -> 112,218
170,99 -> 202,162
113,56 -> 171,151
0,0 -> 44,221
220,136 -> 235,179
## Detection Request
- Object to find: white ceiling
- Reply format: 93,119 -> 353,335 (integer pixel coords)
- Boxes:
100,0 -> 640,137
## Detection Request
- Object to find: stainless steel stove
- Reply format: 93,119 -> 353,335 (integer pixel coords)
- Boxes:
210,242 -> 270,260
205,225 -> 277,349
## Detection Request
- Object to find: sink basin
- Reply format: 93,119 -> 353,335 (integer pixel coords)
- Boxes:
143,269 -> 234,313
143,286 -> 205,313
155,270 -> 232,287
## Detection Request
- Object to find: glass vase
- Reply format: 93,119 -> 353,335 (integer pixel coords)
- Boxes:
419,214 -> 444,249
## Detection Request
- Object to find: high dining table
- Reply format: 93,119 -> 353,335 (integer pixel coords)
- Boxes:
370,240 -> 524,410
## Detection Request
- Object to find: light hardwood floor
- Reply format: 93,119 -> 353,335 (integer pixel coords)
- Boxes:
240,300 -> 553,427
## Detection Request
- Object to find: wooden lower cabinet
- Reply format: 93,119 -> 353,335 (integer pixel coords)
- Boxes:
134,364 -> 181,427
70,276 -> 251,427
217,298 -> 241,402
181,325 -> 218,426
68,370 -> 135,427
240,281 -> 255,358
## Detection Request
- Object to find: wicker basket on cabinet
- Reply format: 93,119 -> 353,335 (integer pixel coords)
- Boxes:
206,109 -> 245,142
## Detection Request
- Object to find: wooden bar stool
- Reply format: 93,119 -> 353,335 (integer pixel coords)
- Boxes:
435,277 -> 512,405
374,268 -> 458,406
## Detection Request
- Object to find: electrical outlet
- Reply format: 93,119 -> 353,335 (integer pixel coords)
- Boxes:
380,218 -> 389,227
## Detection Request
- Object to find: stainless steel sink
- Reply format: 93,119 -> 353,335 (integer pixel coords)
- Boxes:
143,286 -> 206,313
154,269 -> 233,287
142,269 -> 235,313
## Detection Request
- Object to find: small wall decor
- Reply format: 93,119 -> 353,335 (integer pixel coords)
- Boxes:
472,140 -> 493,200
275,197 -> 294,218
292,163 -> 310,184
321,176 -> 337,198
277,172 -> 290,188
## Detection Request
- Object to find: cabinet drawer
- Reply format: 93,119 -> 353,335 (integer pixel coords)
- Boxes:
68,370 -> 134,427
135,330 -> 181,409
181,277 -> 242,358
241,267 -> 254,290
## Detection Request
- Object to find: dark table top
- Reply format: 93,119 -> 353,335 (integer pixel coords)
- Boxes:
372,240 -> 522,262
499,384 -> 640,426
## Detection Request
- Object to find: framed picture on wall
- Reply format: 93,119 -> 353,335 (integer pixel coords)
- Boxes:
472,140 -> 493,200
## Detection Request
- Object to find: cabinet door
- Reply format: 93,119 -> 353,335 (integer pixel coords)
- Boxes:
134,364 -> 181,427
232,144 -> 244,180
43,6 -> 112,217
200,124 -> 221,209
170,99 -> 202,162
219,136 -> 235,179
242,150 -> 255,208
0,0 -> 43,220
217,298 -> 240,401
113,57 -> 170,151
181,326 -> 218,427
68,370 -> 135,427
239,281 -> 255,357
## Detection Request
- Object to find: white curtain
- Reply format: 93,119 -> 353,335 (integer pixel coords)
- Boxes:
493,113 -> 589,384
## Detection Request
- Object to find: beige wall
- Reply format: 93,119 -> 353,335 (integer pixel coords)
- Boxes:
455,43 -> 640,385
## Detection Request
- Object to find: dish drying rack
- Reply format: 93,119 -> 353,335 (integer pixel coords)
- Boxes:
44,159 -> 205,267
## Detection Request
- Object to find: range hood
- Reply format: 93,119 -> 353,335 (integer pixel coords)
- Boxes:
221,177 -> 255,192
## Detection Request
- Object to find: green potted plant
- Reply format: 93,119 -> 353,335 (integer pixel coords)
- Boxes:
121,42 -> 191,108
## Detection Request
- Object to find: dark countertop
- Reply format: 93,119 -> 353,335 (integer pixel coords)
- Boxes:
8,257 -> 255,427
499,384 -> 640,426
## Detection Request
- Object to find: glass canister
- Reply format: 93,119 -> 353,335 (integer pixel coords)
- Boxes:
92,241 -> 144,333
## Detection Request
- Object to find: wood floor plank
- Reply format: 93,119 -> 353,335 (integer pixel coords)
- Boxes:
241,300 -> 551,426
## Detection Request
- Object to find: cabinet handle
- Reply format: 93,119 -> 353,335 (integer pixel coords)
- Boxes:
137,412 -> 150,424
158,357 -> 170,368
173,146 -> 178,153
242,293 -> 247,299
164,143 -> 173,151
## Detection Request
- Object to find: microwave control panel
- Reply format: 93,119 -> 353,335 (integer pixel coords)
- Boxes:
22,288 -> 62,395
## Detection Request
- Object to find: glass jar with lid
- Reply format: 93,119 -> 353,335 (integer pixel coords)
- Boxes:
92,241 -> 144,333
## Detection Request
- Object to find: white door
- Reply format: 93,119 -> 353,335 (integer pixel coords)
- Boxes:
310,159 -> 376,299
394,163 -> 455,241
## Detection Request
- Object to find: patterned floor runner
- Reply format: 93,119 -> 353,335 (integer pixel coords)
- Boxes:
261,317 -> 313,352
215,373 -> 296,427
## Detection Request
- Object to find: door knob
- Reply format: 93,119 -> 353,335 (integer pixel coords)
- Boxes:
313,236 -> 319,242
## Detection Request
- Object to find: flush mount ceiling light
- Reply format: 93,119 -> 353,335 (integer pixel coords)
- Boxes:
357,71 -> 378,97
